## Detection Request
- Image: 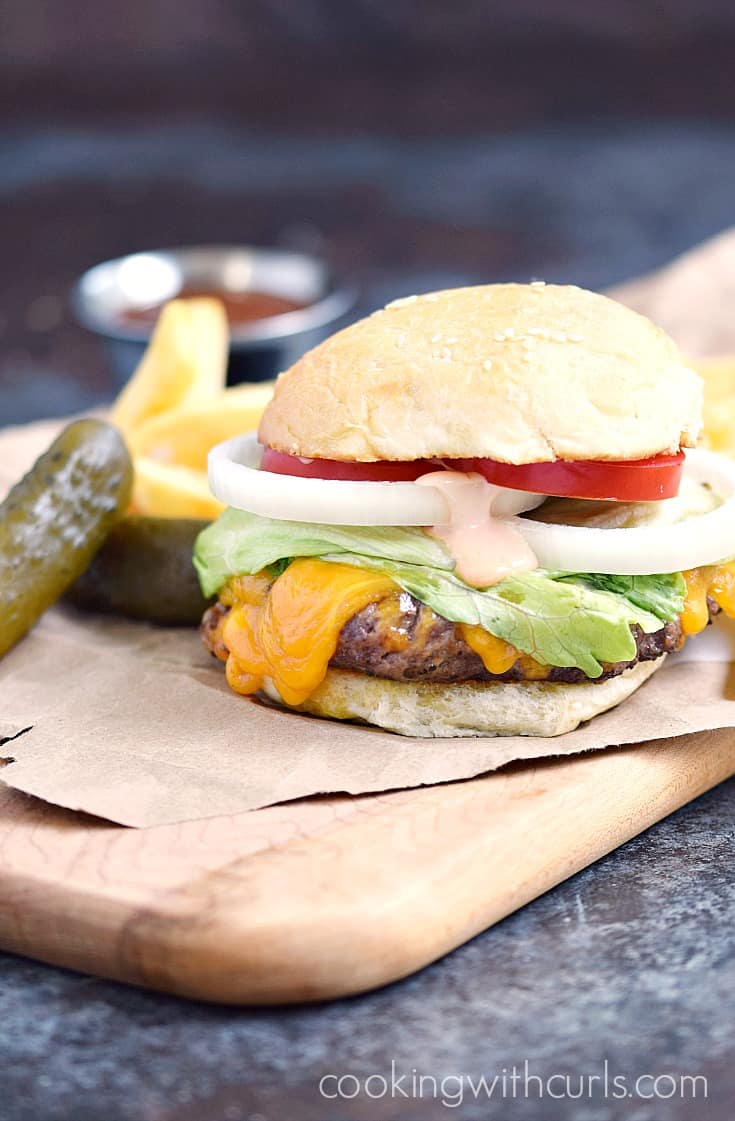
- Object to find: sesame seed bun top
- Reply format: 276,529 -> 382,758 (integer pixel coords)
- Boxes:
258,282 -> 703,463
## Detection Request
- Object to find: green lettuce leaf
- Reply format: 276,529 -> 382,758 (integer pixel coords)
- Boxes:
194,510 -> 678,678
194,508 -> 454,597
555,572 -> 686,622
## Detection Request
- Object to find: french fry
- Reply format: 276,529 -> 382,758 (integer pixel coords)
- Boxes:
132,457 -> 225,520
111,299 -> 228,438
691,355 -> 735,458
128,383 -> 274,471
110,299 -> 275,518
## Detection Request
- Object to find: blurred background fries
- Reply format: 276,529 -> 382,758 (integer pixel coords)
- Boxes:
109,299 -> 273,518
693,356 -> 735,459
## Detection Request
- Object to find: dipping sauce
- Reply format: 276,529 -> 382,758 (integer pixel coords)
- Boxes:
118,288 -> 308,331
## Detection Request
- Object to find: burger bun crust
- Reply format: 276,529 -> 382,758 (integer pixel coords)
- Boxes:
260,658 -> 663,739
258,283 -> 702,464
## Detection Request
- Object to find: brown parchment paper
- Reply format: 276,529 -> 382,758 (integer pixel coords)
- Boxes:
3,231 -> 735,828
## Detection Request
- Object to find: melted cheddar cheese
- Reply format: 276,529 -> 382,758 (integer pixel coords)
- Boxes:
682,561 -> 735,636
460,624 -> 520,675
220,558 -> 397,704
212,561 -> 530,702
210,559 -> 735,704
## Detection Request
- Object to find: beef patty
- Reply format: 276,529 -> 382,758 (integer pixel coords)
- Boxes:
202,590 -> 718,686
333,593 -> 687,684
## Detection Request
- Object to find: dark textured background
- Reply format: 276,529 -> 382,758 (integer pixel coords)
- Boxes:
5,0 -> 735,425
2,2 -> 735,1119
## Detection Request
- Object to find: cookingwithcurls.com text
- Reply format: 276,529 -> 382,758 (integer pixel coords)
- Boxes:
318,1060 -> 708,1109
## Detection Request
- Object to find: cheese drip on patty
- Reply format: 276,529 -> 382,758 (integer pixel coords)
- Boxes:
208,558 -> 735,705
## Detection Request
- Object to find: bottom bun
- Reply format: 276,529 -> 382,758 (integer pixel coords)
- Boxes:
261,657 -> 664,739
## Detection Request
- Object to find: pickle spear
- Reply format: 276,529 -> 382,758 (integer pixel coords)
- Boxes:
0,419 -> 133,657
66,516 -> 213,625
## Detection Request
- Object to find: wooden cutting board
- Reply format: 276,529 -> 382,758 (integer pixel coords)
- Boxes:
1,420 -> 733,1003
1,731 -> 733,1004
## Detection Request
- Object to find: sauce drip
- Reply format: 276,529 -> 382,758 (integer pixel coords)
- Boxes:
119,288 -> 308,330
416,471 -> 538,587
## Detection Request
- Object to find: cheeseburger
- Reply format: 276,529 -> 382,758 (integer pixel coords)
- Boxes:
195,283 -> 735,737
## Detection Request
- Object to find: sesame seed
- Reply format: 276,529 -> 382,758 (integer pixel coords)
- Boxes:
569,332 -> 584,342
530,279 -> 546,289
387,294 -> 418,309
493,331 -> 507,342
440,347 -> 452,360
551,331 -> 568,343
424,293 -> 440,302
483,359 -> 494,371
445,336 -> 458,344
504,326 -> 516,339
431,332 -> 443,343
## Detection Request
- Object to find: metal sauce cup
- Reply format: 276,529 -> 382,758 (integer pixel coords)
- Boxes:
73,246 -> 356,387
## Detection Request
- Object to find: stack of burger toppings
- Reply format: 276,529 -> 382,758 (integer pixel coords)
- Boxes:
195,283 -> 735,737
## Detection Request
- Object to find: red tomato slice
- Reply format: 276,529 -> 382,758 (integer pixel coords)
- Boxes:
260,447 -> 684,501
453,453 -> 685,501
260,447 -> 436,481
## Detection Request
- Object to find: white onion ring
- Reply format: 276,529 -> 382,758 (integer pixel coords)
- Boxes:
512,448 -> 735,574
209,438 -> 735,574
208,433 -> 542,526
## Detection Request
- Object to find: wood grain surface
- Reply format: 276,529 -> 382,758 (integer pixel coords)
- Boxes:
1,731 -> 733,1004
